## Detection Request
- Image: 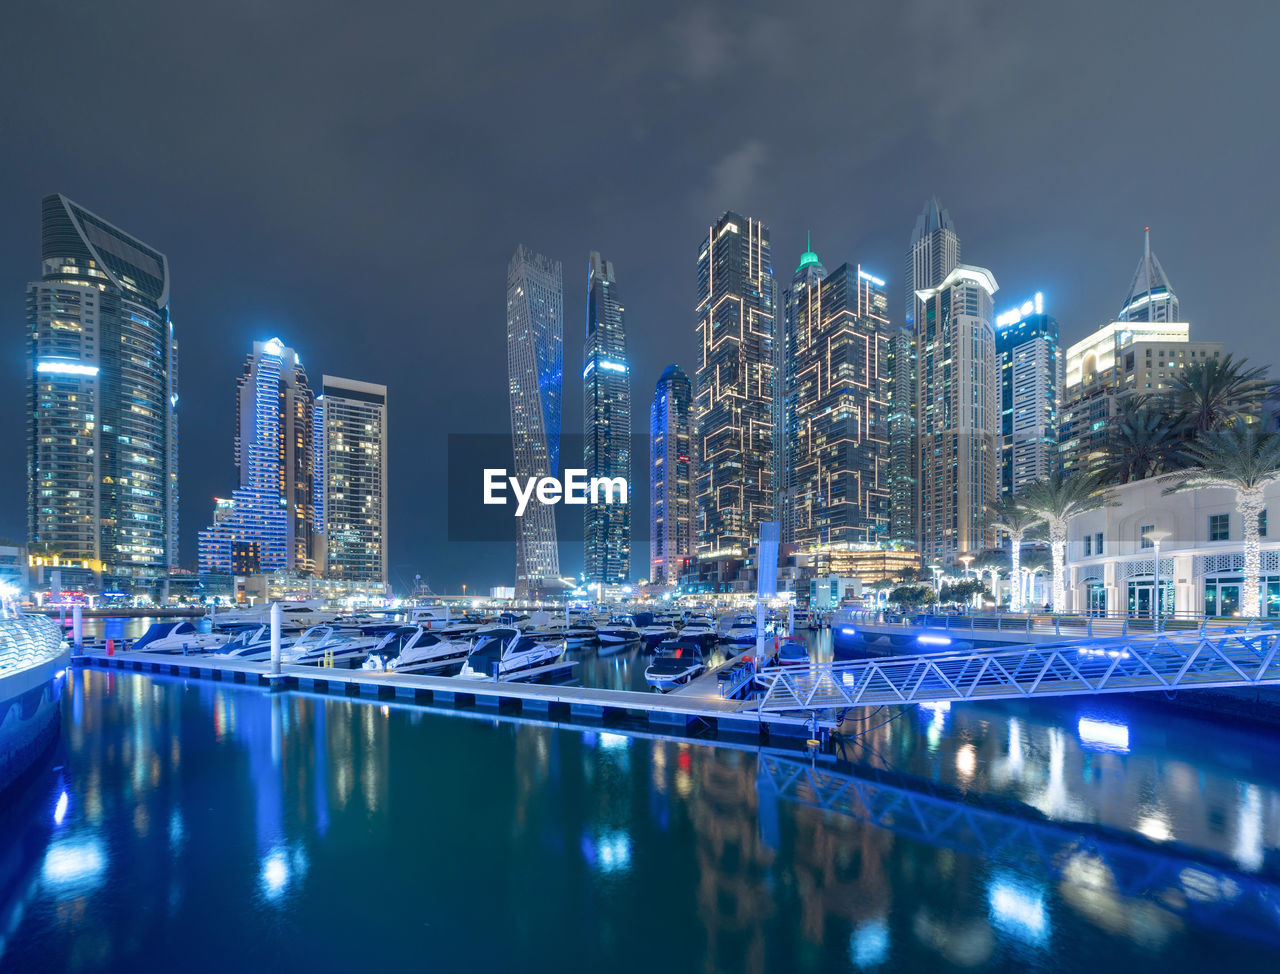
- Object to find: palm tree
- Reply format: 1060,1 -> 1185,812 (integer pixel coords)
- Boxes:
1170,353 -> 1270,434
1164,424 -> 1280,618
1021,548 -> 1051,609
1019,473 -> 1112,612
972,550 -> 1010,608
1101,395 -> 1185,484
988,498 -> 1044,611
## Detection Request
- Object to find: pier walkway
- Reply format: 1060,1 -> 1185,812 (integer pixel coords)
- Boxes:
754,624 -> 1280,715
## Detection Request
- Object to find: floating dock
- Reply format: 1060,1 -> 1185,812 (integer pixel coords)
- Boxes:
72,648 -> 834,745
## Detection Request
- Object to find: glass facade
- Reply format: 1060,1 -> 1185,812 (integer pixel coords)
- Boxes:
995,306 -> 1062,496
315,377 -> 388,583
694,211 -> 774,558
197,340 -> 314,575
507,245 -> 563,595
583,253 -> 630,587
27,194 -> 178,590
784,261 -> 891,548
649,365 -> 693,586
916,265 -> 999,566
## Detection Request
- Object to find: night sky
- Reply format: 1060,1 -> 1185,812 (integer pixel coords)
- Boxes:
2,1 -> 1277,593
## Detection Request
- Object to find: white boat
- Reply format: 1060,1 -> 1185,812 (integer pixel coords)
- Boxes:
678,615 -> 717,647
724,615 -> 758,646
639,623 -> 677,647
281,625 -> 381,668
770,640 -> 811,667
213,625 -> 279,661
130,620 -> 228,654
564,623 -> 598,644
644,640 -> 706,690
380,626 -> 472,673
209,599 -> 339,629
597,615 -> 641,645
457,628 -> 563,680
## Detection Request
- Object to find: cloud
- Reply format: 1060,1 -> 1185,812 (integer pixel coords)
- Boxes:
700,140 -> 768,215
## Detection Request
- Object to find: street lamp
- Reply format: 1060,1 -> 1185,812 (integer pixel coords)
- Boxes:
959,555 -> 975,608
928,563 -> 942,608
1143,528 -> 1173,632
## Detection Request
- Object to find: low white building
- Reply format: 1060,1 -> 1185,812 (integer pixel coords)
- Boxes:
1067,474 -> 1279,618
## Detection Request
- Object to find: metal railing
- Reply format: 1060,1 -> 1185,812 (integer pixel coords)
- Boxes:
844,608 -> 1271,638
753,624 -> 1280,713
0,615 -> 67,675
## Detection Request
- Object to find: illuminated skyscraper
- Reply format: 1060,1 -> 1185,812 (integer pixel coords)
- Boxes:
784,257 -> 891,548
916,265 -> 999,566
695,211 -> 775,559
507,245 -> 563,595
1117,228 -> 1180,323
27,194 -> 178,591
893,199 -> 961,547
314,376 -> 388,583
650,365 -> 693,587
583,252 -> 630,587
778,236 -> 826,543
995,293 -> 1062,495
198,339 -> 314,575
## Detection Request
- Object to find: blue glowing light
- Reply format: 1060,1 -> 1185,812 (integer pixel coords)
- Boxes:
53,790 -> 69,825
37,360 -> 99,377
918,634 -> 952,646
987,873 -> 1049,944
1077,716 -> 1130,753
839,626 -> 857,635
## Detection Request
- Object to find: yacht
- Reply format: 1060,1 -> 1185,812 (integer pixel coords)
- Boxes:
678,615 -> 717,648
564,622 -> 598,644
644,640 -> 706,690
130,620 -> 219,654
281,625 -> 381,668
379,626 -> 472,674
457,628 -> 563,680
724,615 -> 758,646
597,615 -> 641,646
208,599 -> 339,629
770,640 -> 811,667
639,621 -> 678,647
215,625 -> 282,662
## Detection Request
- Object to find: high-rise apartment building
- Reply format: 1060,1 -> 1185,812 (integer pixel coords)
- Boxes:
582,252 -> 630,587
784,258 -> 891,549
1059,322 -> 1221,476
778,238 -> 827,543
892,199 -> 961,547
995,293 -> 1062,495
695,211 -> 775,560
198,339 -> 315,575
27,194 -> 179,591
649,365 -> 693,587
916,265 -> 999,566
314,376 -> 388,583
507,245 -> 563,595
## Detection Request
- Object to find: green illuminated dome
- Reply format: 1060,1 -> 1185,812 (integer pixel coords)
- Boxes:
795,231 -> 822,273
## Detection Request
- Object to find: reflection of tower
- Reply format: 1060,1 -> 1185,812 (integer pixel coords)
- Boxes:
690,749 -> 775,973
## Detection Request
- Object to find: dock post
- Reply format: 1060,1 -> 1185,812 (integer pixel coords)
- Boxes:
72,603 -> 83,651
266,601 -> 287,691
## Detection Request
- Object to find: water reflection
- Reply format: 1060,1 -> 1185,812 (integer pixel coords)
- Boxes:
2,667 -> 1280,972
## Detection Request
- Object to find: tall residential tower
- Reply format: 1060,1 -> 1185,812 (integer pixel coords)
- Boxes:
507,245 -> 563,596
649,365 -> 693,587
778,237 -> 826,543
695,211 -> 775,562
198,339 -> 315,575
314,376 -> 388,584
995,293 -> 1062,495
27,194 -> 179,591
582,252 -> 630,588
916,265 -> 999,566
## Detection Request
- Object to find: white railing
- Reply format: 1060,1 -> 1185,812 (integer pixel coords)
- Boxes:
843,608 -> 1270,638
754,624 -> 1280,713
0,615 -> 67,675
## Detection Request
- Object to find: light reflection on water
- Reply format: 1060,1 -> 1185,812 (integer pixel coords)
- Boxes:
2,666 -> 1280,972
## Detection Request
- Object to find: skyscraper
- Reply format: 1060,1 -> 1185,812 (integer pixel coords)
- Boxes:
778,236 -> 827,543
916,265 -> 999,566
1117,229 -> 1180,323
507,245 -> 563,596
314,376 -> 388,584
695,211 -> 775,560
995,293 -> 1062,495
650,365 -> 693,587
893,199 -> 961,547
784,256 -> 891,549
27,194 -> 178,592
582,252 -> 630,587
198,339 -> 314,575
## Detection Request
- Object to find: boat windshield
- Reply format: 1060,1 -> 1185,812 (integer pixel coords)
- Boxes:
609,616 -> 634,626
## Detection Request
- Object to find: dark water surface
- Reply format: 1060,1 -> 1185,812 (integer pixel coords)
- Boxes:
4,664 -> 1280,973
